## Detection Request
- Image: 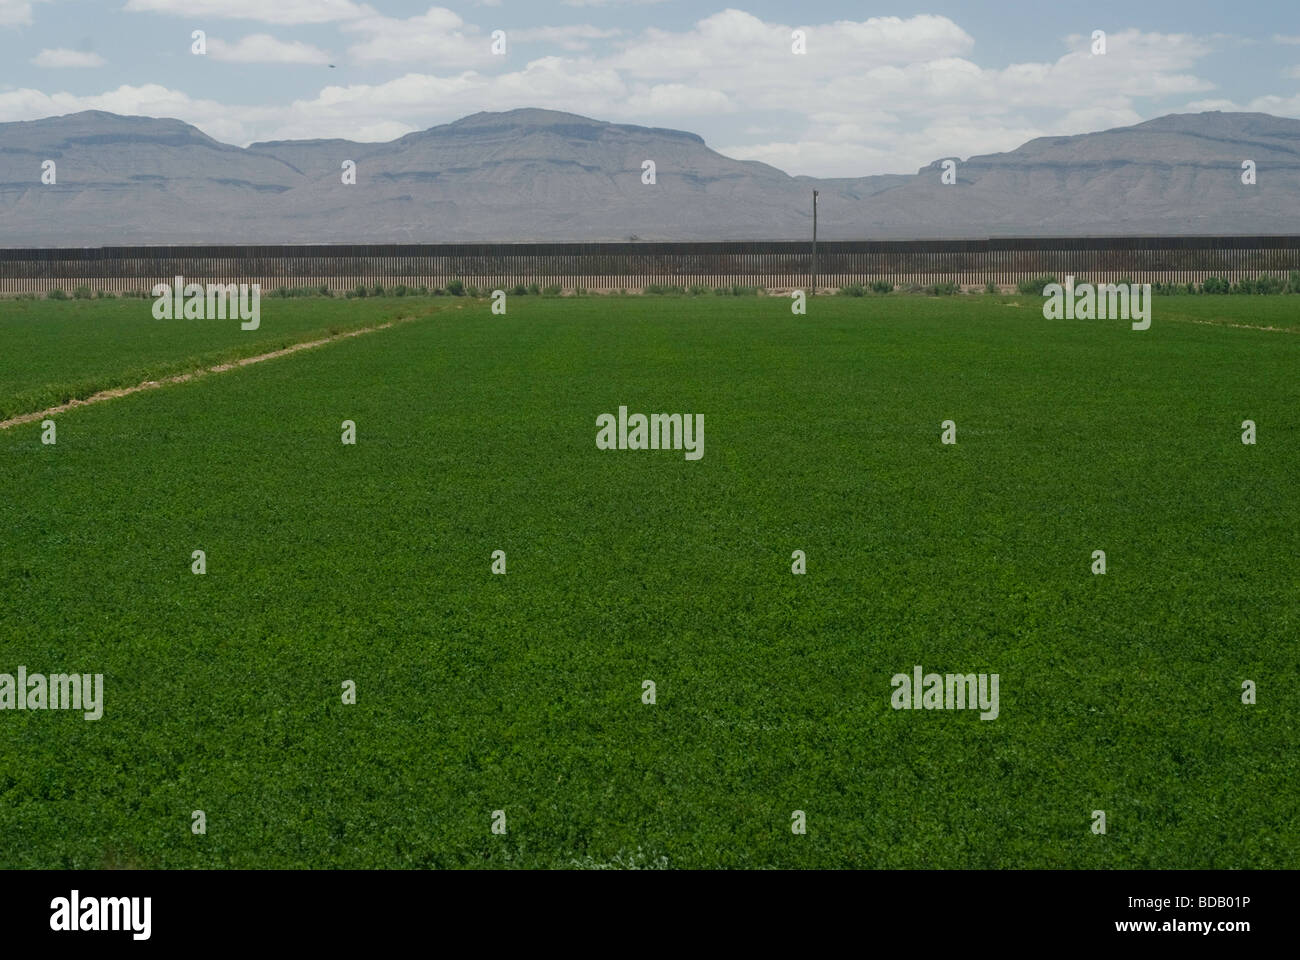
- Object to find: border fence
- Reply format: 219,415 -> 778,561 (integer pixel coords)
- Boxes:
2,236 -> 1299,296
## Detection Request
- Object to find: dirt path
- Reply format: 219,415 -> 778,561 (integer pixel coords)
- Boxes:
0,315 -> 420,431
1167,316 -> 1298,333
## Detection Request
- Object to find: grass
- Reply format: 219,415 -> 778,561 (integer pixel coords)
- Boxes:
1148,295 -> 1300,331
0,294 -> 1296,868
0,296 -> 449,421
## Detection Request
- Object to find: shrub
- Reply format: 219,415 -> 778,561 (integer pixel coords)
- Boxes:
1016,274 -> 1057,296
267,285 -> 327,298
370,284 -> 384,297
446,279 -> 465,296
1201,276 -> 1229,294
527,282 -> 541,296
925,281 -> 959,296
353,284 -> 368,298
984,281 -> 1000,295
46,288 -> 68,300
466,285 -> 480,298
688,283 -> 712,296
73,285 -> 93,300
870,280 -> 894,294
839,283 -> 866,297
1254,274 -> 1286,295
393,283 -> 408,297
1290,270 -> 1300,294
511,283 -> 527,296
542,284 -> 562,296
574,286 -> 588,297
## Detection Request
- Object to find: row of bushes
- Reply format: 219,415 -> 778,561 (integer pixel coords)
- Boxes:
16,285 -> 121,300
839,280 -> 964,296
1016,272 -> 1300,296
11,281 -> 541,301
346,281 -> 480,298
347,281 -> 767,298
639,283 -> 767,296
8,281 -> 773,301
837,273 -> 1300,297
267,281 -> 767,298
14,271 -> 1300,301
838,280 -> 898,296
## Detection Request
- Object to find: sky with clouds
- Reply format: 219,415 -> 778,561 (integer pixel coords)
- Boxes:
1,0 -> 1297,177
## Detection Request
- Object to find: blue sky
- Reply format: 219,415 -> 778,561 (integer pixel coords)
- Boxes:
1,0 -> 1297,176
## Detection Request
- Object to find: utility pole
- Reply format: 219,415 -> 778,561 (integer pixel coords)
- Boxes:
811,189 -> 819,297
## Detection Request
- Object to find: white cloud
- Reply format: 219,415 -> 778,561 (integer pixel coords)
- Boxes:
208,34 -> 329,65
32,48 -> 106,67
512,25 -> 621,52
1187,92 -> 1300,116
721,116 -> 1044,179
624,83 -> 734,115
1240,92 -> 1300,114
123,0 -> 371,25
0,0 -> 47,27
600,19 -> 1218,172
473,56 -> 627,112
342,6 -> 492,67
1,10 -> 1269,177
610,11 -> 974,81
1051,106 -> 1145,134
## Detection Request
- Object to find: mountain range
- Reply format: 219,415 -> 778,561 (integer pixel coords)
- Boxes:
1,107 -> 1297,245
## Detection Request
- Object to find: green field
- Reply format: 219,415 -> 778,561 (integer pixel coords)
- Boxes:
0,293 -> 1296,868
0,296 -> 444,421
